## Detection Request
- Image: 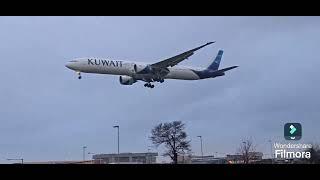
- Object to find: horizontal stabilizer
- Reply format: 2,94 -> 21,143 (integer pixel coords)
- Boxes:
214,66 -> 238,73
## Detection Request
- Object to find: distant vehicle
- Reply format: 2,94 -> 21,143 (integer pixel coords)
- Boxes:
65,42 -> 238,88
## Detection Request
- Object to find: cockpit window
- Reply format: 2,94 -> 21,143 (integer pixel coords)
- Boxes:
69,60 -> 78,62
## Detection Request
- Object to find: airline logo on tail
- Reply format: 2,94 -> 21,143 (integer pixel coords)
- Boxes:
207,50 -> 223,70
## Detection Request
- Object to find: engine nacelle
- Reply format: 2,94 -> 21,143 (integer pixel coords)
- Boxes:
119,75 -> 136,85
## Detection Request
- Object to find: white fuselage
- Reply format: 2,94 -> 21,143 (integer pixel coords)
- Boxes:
65,58 -> 204,80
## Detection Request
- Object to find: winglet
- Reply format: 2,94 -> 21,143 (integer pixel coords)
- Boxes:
192,41 -> 215,52
203,41 -> 215,47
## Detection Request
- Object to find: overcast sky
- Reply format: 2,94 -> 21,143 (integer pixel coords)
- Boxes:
0,16 -> 319,163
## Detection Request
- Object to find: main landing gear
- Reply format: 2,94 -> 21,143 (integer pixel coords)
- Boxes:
144,83 -> 154,88
154,78 -> 164,83
77,72 -> 82,79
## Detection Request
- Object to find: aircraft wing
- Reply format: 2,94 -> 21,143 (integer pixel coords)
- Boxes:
150,42 -> 215,69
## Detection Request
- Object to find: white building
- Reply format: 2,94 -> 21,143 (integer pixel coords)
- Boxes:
92,152 -> 158,164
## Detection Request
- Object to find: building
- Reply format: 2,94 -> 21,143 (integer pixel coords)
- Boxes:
23,160 -> 96,164
177,155 -> 228,164
226,152 -> 263,164
193,156 -> 228,164
92,152 -> 158,164
177,155 -> 192,164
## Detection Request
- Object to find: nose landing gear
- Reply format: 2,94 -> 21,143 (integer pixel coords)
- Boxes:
77,72 -> 82,79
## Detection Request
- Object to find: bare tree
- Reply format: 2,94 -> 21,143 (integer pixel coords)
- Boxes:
305,143 -> 320,164
150,121 -> 191,164
237,139 -> 256,164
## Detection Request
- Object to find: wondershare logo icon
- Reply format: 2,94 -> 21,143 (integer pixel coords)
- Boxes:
289,125 -> 296,135
284,123 -> 302,140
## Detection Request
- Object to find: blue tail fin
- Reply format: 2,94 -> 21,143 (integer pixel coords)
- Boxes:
207,50 -> 223,70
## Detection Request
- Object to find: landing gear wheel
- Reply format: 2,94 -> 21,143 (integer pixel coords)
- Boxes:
160,79 -> 164,83
76,72 -> 81,80
144,83 -> 154,88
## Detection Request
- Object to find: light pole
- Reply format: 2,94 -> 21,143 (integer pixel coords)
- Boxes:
268,140 -> 273,163
197,136 -> 203,158
147,148 -> 151,164
7,158 -> 23,164
83,146 -> 87,161
113,125 -> 119,163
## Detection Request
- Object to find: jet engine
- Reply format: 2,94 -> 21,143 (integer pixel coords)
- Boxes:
119,75 -> 136,85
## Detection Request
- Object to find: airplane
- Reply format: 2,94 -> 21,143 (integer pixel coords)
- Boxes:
65,42 -> 238,88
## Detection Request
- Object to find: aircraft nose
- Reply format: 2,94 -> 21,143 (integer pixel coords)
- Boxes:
65,62 -> 72,69
65,60 -> 77,70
